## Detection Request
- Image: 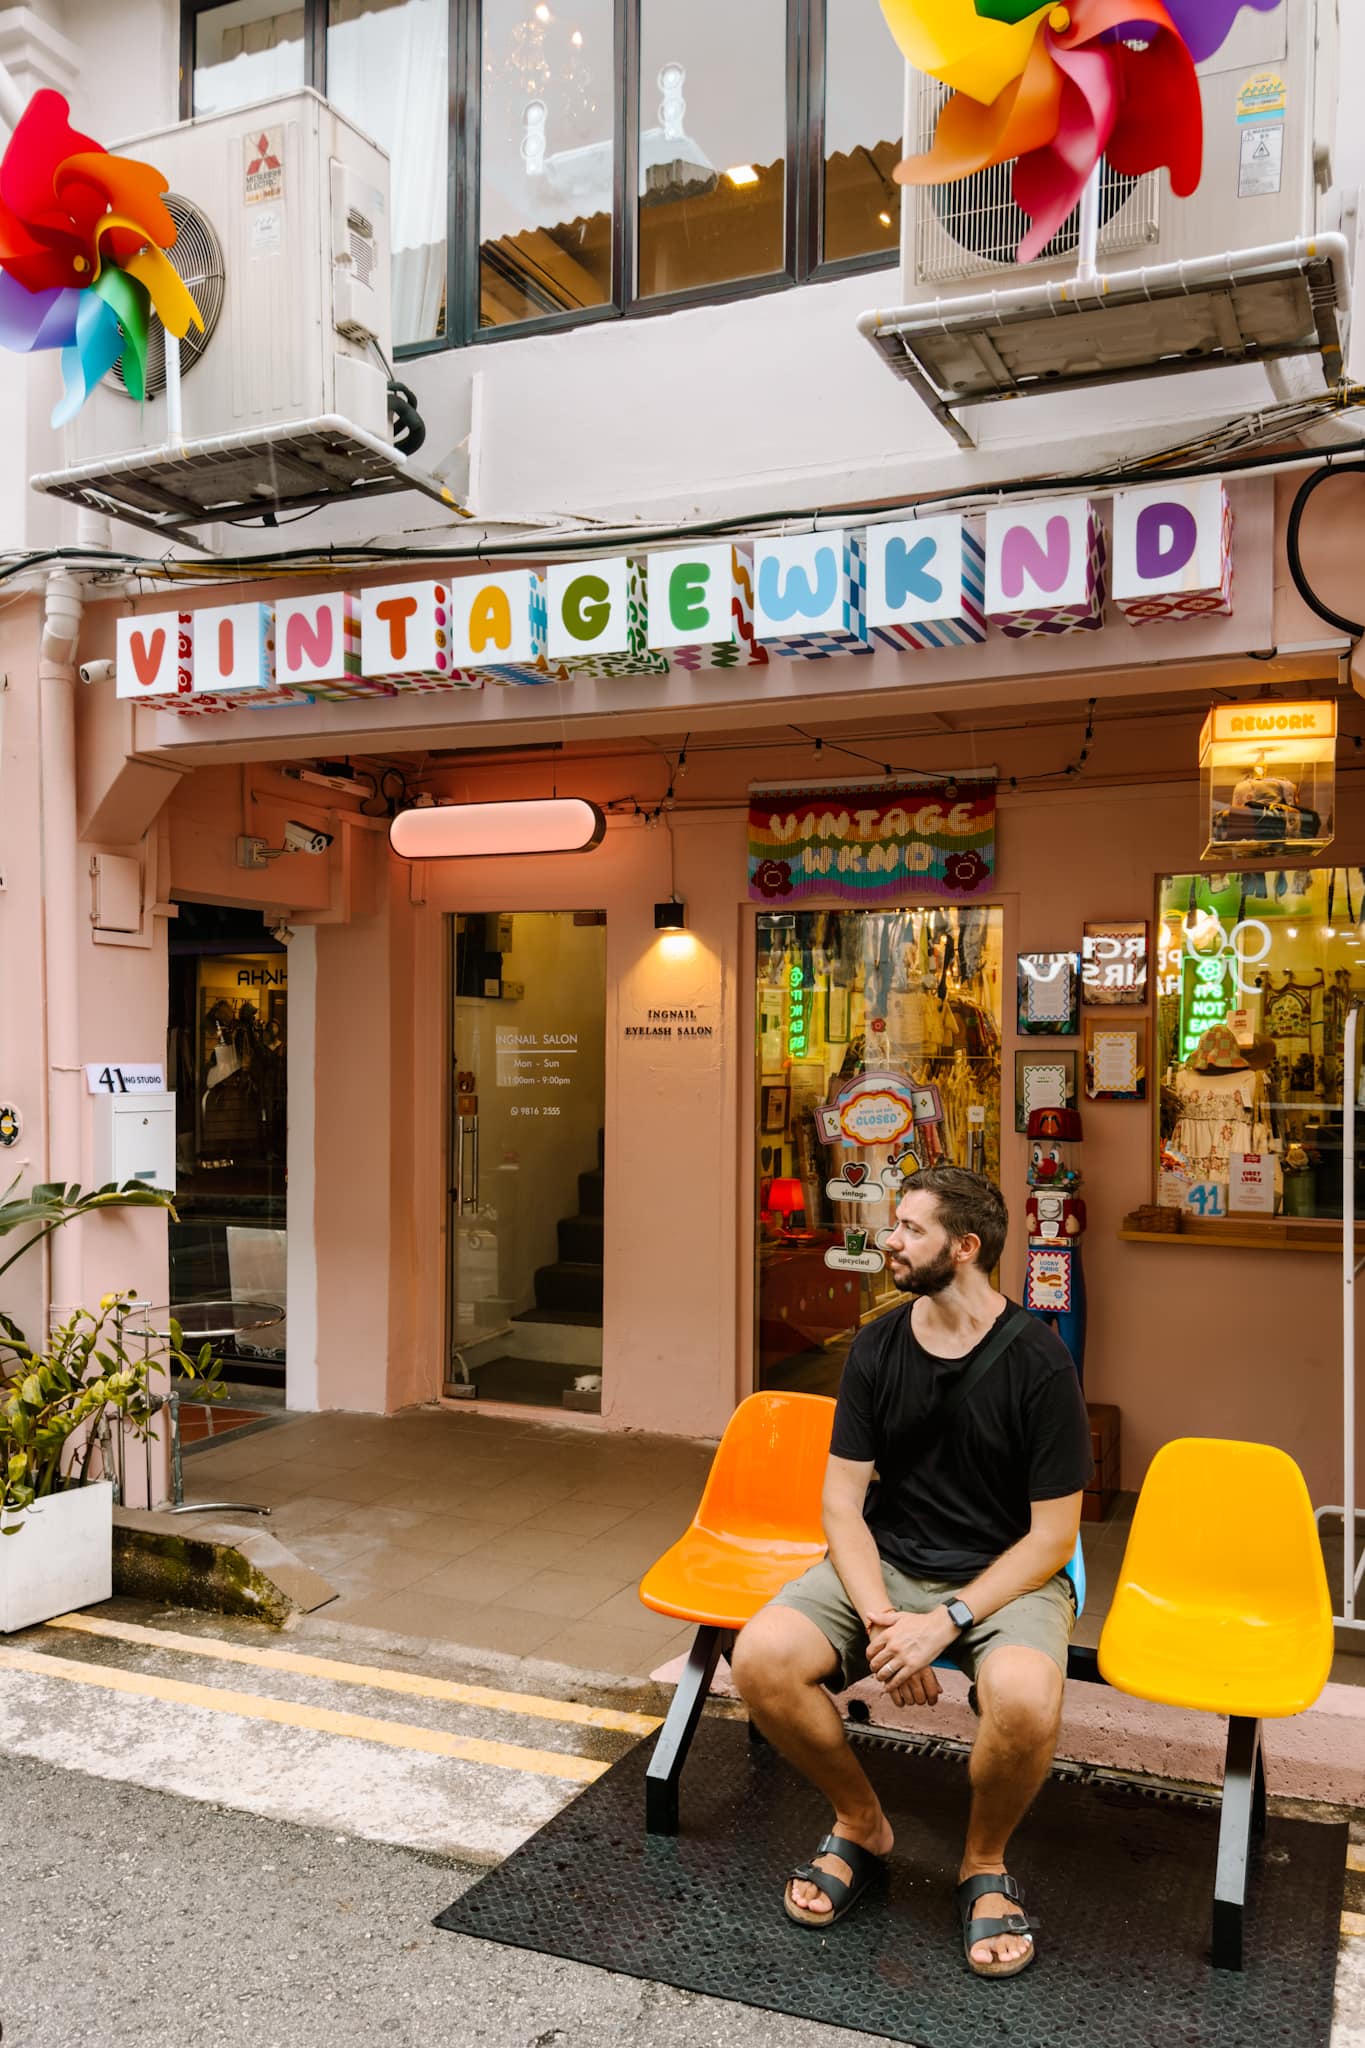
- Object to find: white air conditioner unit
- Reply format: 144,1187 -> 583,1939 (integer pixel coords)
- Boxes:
33,89 -> 460,542
862,0 -> 1351,436
69,89 -> 391,458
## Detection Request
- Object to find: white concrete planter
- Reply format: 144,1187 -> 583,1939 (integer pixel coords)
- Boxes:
0,1481 -> 114,1633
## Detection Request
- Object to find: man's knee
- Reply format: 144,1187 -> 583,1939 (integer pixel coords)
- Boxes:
975,1647 -> 1064,1752
731,1605 -> 838,1705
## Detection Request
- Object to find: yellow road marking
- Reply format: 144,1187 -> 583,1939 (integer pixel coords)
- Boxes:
1343,1910 -> 1365,1939
45,1613 -> 660,1735
0,1645 -> 605,1784
1348,1843 -> 1365,1874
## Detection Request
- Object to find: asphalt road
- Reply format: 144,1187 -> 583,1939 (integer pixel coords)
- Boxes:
0,1750 -> 878,2048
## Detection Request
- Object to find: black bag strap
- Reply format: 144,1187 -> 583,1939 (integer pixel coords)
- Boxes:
919,1306 -> 1032,1450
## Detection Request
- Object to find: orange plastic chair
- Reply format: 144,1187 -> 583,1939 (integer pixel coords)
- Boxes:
1098,1437 -> 1335,1969
638,1390 -> 835,1831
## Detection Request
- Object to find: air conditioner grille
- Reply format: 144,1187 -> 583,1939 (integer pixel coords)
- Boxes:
913,81 -> 1158,284
105,193 -> 225,399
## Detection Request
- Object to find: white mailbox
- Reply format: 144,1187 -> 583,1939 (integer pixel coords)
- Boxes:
91,1091 -> 176,1194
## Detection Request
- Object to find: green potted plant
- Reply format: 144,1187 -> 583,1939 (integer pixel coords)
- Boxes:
0,1178 -> 221,1632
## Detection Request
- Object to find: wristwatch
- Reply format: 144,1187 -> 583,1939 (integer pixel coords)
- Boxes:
944,1597 -> 975,1634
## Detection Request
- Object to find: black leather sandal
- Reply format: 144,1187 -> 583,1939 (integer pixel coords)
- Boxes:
958,1871 -> 1036,1978
783,1833 -> 885,1928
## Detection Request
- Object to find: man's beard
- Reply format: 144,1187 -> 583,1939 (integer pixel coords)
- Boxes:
892,1243 -> 957,1296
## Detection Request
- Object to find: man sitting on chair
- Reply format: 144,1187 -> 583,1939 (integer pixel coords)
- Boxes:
732,1165 -> 1091,1979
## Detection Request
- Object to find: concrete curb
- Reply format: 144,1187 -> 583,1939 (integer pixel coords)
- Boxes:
113,1509 -> 337,1627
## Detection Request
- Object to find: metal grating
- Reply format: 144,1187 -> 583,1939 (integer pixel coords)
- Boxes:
32,415 -> 467,551
913,77 -> 1159,285
104,193 -> 225,400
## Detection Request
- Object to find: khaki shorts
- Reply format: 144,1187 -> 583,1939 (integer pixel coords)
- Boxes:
768,1555 -> 1076,1689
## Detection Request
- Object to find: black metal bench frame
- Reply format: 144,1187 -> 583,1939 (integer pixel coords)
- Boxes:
644,1625 -> 1267,1972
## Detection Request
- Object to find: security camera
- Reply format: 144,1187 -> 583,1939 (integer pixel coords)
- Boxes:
78,659 -> 114,685
282,821 -> 334,855
270,919 -> 294,945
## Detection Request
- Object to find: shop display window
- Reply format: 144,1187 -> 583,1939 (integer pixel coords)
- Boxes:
755,905 -> 1003,1394
1198,701 -> 1336,863
1156,867 -> 1365,1223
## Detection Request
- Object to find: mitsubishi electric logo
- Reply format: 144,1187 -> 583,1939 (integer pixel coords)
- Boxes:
244,131 -> 283,204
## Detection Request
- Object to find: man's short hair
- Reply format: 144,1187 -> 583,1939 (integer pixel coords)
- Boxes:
900,1164 -> 1008,1270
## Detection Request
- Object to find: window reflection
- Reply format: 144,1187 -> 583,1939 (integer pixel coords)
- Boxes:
193,0 -> 306,115
479,1 -> 615,329
637,0 -> 785,299
822,0 -> 900,265
327,0 -> 449,345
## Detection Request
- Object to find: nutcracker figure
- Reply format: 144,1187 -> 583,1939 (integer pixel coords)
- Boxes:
1023,1106 -> 1087,1382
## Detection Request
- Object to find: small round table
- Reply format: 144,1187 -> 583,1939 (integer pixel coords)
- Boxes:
126,1299 -> 285,1516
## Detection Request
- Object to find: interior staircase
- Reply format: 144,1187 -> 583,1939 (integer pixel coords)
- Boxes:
507,1127 -> 604,1369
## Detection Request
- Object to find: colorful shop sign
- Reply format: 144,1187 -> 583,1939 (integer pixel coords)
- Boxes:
815,1070 -> 920,1148
749,777 -> 994,906
113,479 -> 1238,712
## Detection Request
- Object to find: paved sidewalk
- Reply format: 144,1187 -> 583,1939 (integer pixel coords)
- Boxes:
182,1405 -> 712,1676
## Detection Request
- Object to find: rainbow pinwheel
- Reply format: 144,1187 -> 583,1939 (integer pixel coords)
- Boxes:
880,0 -> 1283,264
0,90 -> 202,427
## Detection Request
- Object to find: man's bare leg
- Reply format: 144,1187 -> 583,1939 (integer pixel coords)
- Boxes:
732,1606 -> 894,1916
959,1646 -> 1064,1967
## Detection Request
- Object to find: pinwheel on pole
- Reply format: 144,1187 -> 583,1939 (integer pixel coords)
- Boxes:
879,0 -> 1284,271
0,88 -> 202,428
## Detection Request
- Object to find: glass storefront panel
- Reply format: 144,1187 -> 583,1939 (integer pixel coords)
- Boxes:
1157,866 -> 1365,1221
450,911 -> 607,1411
755,905 -> 1004,1395
193,1 -> 307,115
479,0 -> 616,329
167,908 -> 288,1377
326,0 -> 449,346
637,0 -> 786,299
821,0 -> 901,265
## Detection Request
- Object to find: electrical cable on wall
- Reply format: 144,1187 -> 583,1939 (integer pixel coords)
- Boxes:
7,410 -> 1365,595
1286,461 -> 1365,638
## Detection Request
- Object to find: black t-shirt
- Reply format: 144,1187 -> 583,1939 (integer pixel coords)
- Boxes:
829,1298 -> 1093,1580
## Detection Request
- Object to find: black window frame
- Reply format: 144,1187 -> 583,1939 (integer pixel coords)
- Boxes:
181,0 -> 899,358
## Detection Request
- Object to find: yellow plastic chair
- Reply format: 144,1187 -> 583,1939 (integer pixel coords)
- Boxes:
1098,1436 -> 1334,1970
638,1390 -> 835,1832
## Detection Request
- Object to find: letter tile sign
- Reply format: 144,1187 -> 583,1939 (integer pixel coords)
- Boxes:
1112,479 -> 1233,622
546,556 -> 670,679
752,531 -> 870,658
116,610 -> 192,702
275,593 -> 396,701
449,570 -> 558,685
863,515 -> 987,651
359,582 -> 484,691
645,543 -> 767,670
985,497 -> 1106,637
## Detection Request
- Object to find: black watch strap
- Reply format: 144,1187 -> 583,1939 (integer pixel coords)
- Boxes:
945,1597 -> 975,1633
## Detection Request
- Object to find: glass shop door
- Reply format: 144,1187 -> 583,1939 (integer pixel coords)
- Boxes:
448,911 -> 607,1413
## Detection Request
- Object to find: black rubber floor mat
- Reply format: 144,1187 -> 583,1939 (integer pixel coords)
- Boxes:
435,1718 -> 1346,2048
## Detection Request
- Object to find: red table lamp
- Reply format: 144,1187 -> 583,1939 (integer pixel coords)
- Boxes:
767,1177 -> 807,1230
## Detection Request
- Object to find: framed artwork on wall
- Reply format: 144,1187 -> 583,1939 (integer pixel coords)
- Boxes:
1082,920 -> 1149,1006
1014,1050 -> 1078,1132
826,982 -> 852,1044
1084,1016 -> 1149,1100
760,1082 -> 791,1135
1016,952 -> 1080,1035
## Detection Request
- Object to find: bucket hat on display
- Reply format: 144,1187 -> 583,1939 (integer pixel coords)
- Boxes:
1190,1024 -> 1275,1073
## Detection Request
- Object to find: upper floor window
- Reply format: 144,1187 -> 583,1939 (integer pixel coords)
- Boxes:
185,0 -> 901,353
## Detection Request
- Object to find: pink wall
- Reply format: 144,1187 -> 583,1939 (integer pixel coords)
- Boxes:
9,512 -> 1356,1510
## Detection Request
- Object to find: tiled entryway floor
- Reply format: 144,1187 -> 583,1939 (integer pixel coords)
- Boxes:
181,1406 -> 713,1674
182,1404 -> 1365,1685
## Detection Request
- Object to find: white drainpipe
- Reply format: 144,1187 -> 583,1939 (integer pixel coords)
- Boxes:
38,569 -> 84,1322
